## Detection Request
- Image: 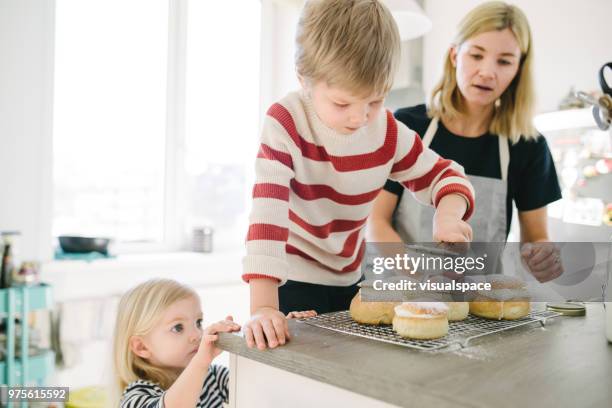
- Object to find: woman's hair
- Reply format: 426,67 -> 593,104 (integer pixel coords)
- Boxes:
296,0 -> 400,97
429,1 -> 537,143
111,279 -> 198,404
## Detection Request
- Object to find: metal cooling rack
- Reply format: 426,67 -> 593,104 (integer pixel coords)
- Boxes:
299,310 -> 561,351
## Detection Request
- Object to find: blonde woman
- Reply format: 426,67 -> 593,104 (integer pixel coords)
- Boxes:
112,279 -> 314,407
368,2 -> 562,282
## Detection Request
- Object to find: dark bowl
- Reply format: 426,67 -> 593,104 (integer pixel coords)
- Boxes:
58,236 -> 111,255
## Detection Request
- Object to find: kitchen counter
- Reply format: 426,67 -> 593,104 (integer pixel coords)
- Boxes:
218,304 -> 612,408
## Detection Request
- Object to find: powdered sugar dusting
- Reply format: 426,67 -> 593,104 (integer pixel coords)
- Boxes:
395,301 -> 449,317
477,288 -> 531,301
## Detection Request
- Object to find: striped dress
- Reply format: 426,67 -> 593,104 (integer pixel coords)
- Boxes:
242,91 -> 474,286
120,364 -> 229,408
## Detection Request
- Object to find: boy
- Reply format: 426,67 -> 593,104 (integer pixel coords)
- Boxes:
242,0 -> 474,350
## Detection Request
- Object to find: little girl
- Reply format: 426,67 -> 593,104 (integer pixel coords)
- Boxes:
112,279 -> 315,407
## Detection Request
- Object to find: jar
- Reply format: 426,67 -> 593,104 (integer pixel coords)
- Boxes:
12,261 -> 39,286
193,227 -> 214,253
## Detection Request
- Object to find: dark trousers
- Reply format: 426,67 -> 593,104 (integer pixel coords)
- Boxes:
279,279 -> 361,315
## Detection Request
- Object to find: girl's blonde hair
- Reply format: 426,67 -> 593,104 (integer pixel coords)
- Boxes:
429,1 -> 537,143
111,279 -> 198,404
296,0 -> 400,97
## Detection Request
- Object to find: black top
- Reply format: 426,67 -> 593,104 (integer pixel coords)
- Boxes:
386,104 -> 562,236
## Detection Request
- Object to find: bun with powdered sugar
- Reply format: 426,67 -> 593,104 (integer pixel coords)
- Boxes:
469,274 -> 530,320
392,302 -> 449,339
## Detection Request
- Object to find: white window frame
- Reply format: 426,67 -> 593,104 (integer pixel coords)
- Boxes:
163,0 -> 188,252
57,0 -> 265,255
103,0 -> 188,254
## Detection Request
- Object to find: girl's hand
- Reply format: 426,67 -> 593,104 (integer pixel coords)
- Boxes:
286,310 -> 317,319
195,316 -> 241,367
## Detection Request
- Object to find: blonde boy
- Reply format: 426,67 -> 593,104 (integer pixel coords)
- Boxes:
242,0 -> 475,349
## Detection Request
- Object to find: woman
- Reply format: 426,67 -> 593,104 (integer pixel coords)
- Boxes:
367,2 -> 562,282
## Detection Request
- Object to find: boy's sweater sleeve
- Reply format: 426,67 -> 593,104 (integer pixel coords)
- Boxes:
242,109 -> 295,285
389,119 -> 475,220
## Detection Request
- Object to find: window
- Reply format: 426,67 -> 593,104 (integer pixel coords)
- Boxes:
53,0 -> 261,251
183,0 -> 261,249
53,0 -> 169,244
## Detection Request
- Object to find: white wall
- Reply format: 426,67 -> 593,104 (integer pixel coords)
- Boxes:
259,0 -> 302,119
258,0 -> 427,114
423,0 -> 611,113
0,0 -> 55,261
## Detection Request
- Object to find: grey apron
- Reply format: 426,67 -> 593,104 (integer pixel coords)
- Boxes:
393,116 -> 509,244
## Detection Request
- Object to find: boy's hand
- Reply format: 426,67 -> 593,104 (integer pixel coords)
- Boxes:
433,212 -> 473,243
286,310 -> 317,319
433,194 -> 473,243
195,316 -> 241,367
243,306 -> 290,350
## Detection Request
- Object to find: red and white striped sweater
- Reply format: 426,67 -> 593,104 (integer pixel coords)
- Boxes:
242,91 -> 475,286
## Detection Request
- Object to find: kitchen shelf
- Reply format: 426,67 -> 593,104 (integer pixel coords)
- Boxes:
1,284 -> 55,391
0,283 -> 52,315
0,349 -> 54,384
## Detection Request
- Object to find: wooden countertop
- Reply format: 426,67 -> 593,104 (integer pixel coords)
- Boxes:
218,304 -> 612,408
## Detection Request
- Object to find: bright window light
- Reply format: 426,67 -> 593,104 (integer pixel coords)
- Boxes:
53,0 -> 169,243
184,0 -> 261,244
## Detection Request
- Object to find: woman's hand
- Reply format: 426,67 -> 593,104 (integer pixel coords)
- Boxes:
286,310 -> 317,319
521,242 -> 563,283
517,208 -> 562,282
195,316 -> 241,367
243,306 -> 290,350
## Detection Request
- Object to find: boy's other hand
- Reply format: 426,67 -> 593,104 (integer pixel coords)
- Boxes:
243,307 -> 290,350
